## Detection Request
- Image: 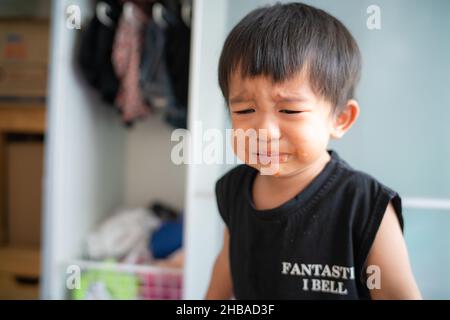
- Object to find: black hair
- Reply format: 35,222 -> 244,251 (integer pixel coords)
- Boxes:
218,2 -> 362,114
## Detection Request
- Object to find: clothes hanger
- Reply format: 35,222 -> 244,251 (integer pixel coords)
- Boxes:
180,0 -> 191,27
152,2 -> 168,29
96,1 -> 114,27
123,1 -> 135,21
157,0 -> 191,28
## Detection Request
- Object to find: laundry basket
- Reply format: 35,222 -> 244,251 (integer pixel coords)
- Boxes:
68,260 -> 183,300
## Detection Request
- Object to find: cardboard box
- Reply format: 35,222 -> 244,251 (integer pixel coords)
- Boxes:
0,18 -> 49,98
7,140 -> 44,247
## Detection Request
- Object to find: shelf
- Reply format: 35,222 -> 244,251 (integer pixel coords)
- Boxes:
0,246 -> 41,277
0,102 -> 46,133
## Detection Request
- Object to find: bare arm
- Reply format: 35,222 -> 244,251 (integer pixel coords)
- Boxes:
366,201 -> 422,299
205,227 -> 234,299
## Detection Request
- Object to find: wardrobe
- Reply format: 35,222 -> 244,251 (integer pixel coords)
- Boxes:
43,0 -> 186,299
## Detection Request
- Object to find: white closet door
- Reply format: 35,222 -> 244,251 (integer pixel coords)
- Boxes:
183,0 -> 234,299
42,0 -> 126,299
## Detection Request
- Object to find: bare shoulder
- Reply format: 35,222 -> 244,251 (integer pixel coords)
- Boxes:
365,201 -> 422,299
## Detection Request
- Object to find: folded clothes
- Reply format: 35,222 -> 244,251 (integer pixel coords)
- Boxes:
86,207 -> 161,261
150,217 -> 183,259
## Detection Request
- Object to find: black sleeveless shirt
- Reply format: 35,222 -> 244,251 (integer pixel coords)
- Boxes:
215,149 -> 403,300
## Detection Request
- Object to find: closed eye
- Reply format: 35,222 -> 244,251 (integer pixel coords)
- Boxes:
279,110 -> 303,114
233,109 -> 255,114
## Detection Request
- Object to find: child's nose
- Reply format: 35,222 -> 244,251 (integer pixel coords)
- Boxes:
256,116 -> 281,142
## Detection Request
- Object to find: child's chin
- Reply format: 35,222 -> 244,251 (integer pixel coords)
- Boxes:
252,162 -> 311,177
249,162 -> 286,176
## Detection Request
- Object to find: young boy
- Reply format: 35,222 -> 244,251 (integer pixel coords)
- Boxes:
205,2 -> 421,299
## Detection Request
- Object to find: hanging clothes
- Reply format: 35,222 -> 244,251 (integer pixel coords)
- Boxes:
162,1 -> 190,129
139,0 -> 190,129
78,0 -> 122,105
78,0 -> 191,128
112,2 -> 151,124
139,12 -> 176,112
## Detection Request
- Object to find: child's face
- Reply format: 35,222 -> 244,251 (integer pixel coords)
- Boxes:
228,69 -> 354,176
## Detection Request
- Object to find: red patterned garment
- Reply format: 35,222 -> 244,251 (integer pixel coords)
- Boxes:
112,2 -> 151,123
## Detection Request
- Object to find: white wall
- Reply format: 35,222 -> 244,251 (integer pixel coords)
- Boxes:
183,0 -> 230,299
124,113 -> 186,210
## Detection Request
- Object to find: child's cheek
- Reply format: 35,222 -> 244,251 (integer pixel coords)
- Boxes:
290,121 -> 329,163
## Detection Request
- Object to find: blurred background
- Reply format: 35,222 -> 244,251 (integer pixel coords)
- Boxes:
0,0 -> 448,300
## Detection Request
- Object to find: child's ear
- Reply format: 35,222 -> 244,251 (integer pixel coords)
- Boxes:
330,99 -> 360,139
